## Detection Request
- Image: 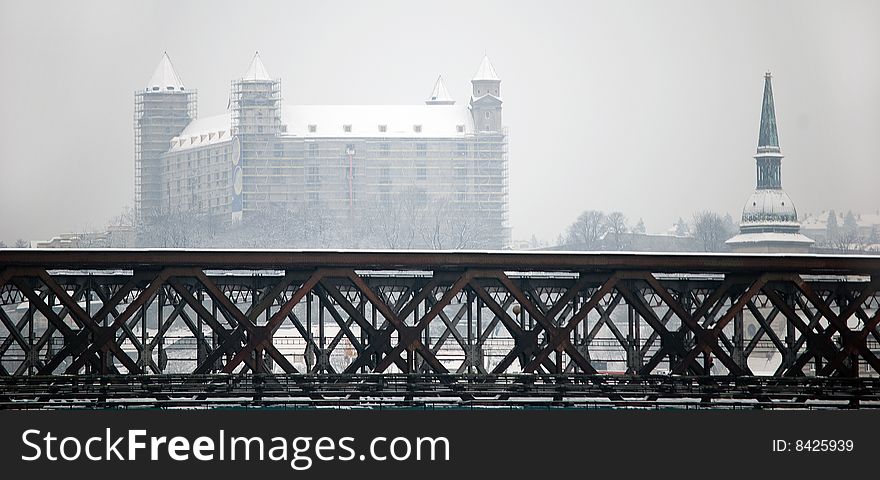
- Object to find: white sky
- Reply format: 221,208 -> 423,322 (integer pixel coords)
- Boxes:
0,0 -> 878,245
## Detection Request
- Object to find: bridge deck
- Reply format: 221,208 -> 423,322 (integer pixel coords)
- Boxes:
1,250 -> 878,407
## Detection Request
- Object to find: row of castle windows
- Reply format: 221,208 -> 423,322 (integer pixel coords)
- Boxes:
306,124 -> 467,134
276,142 -> 502,159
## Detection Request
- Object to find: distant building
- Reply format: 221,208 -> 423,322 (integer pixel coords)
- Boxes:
801,211 -> 880,245
542,232 -> 700,253
726,73 -> 814,253
134,52 -> 509,248
33,226 -> 135,249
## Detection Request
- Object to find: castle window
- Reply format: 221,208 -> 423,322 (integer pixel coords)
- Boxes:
380,143 -> 390,157
343,124 -> 352,133
456,143 -> 468,157
378,124 -> 387,133
416,143 -> 427,157
309,143 -> 319,158
456,125 -> 465,133
308,124 -> 317,133
413,124 -> 422,133
485,111 -> 491,119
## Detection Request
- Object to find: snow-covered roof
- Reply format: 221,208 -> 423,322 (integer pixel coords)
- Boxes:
741,189 -> 799,225
282,104 -> 473,137
242,52 -> 271,81
169,104 -> 475,150
472,55 -> 499,81
426,75 -> 455,105
725,232 -> 815,245
146,52 -> 186,92
170,112 -> 232,150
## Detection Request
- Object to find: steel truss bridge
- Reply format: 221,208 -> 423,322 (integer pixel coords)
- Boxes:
1,250 -> 879,409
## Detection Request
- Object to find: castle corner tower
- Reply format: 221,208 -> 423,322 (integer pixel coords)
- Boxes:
230,52 -> 282,221
469,55 -> 502,133
134,52 -> 197,219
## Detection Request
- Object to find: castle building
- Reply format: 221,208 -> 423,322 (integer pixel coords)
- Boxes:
134,53 -> 509,248
726,73 -> 814,253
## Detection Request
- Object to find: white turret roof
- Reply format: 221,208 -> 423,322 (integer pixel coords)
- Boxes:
426,75 -> 455,105
146,52 -> 186,92
473,55 -> 499,81
242,52 -> 271,81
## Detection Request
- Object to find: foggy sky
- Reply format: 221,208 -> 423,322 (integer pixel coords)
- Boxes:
1,0 -> 878,245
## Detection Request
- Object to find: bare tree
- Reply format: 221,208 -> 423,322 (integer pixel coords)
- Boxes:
368,190 -> 420,249
674,217 -> 689,236
633,218 -> 646,234
831,228 -> 865,252
603,211 -> 629,250
417,196 -> 483,250
691,211 -> 733,252
565,210 -> 607,250
14,239 -> 29,248
111,204 -> 135,228
138,208 -> 221,248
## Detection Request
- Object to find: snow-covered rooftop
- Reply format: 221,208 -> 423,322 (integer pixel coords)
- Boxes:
146,52 -> 186,92
741,189 -> 799,225
282,104 -> 473,137
725,232 -> 815,245
170,112 -> 233,150
169,104 -> 476,151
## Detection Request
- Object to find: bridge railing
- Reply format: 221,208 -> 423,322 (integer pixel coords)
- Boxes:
1,250 -> 878,378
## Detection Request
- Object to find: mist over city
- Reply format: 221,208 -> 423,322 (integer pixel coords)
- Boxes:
1,0 -> 878,252
5,4 -> 880,465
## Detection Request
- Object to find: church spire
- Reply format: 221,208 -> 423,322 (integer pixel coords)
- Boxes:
146,52 -> 186,92
725,71 -> 814,252
758,72 -> 779,153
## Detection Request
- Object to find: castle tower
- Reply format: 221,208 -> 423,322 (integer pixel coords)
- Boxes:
134,52 -> 196,218
726,73 -> 814,252
230,52 -> 282,220
469,55 -> 503,132
425,75 -> 455,105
